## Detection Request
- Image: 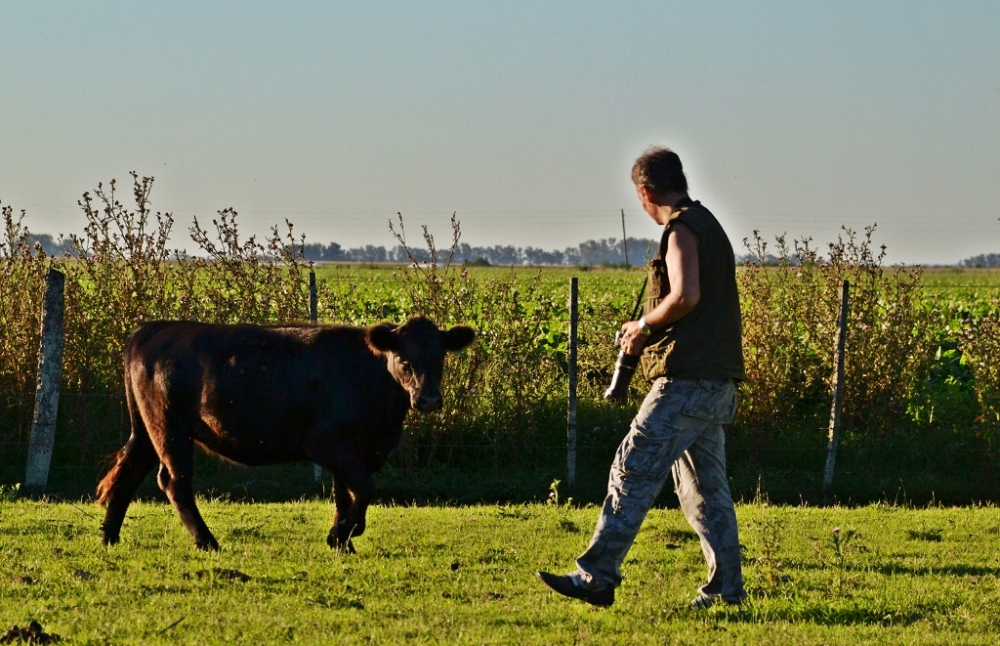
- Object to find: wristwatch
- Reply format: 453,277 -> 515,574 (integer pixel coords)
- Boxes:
637,317 -> 652,336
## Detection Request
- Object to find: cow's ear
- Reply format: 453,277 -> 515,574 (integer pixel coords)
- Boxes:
441,325 -> 475,352
367,324 -> 399,353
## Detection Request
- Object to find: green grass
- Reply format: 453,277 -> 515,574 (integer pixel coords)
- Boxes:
2,499 -> 999,644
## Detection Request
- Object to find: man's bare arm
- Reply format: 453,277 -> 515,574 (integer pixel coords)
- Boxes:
619,222 -> 700,355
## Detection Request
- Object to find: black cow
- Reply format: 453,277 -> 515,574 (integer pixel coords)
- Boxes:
96,315 -> 475,552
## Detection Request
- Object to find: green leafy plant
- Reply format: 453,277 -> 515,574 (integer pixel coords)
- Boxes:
828,525 -> 857,596
0,482 -> 21,502
747,481 -> 787,596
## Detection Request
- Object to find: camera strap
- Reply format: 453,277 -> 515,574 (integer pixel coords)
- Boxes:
629,277 -> 647,321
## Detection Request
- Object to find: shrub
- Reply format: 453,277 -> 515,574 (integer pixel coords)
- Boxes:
0,206 -> 51,445
1,175 -> 311,467
958,300 -> 1000,458
737,226 -> 933,463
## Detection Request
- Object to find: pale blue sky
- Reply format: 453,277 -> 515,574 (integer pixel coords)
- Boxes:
1,1 -> 997,264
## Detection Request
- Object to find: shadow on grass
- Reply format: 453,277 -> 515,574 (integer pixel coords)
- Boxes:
869,564 -> 1000,578
708,599 -> 953,627
766,561 -> 1000,579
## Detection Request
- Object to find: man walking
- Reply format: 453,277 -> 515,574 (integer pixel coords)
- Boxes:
537,146 -> 746,609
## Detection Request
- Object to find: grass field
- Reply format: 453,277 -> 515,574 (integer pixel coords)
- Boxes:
2,497 -> 999,644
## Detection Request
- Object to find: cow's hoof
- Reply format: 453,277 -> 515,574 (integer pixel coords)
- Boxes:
100,522 -> 120,546
195,538 -> 221,552
327,532 -> 356,554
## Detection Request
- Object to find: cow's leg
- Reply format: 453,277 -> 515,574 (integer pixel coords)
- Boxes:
330,474 -> 357,554
306,439 -> 373,553
327,465 -> 374,553
155,431 -> 219,551
97,435 -> 159,545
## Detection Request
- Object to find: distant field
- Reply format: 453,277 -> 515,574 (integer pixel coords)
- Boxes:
311,263 -> 1000,331
1,498 -> 998,645
313,262 -> 647,300
313,262 -> 1000,289
917,267 -> 1000,295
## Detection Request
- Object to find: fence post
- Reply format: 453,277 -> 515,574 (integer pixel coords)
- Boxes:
309,264 -> 318,324
823,280 -> 850,492
24,269 -> 66,495
309,266 -> 324,488
567,277 -> 578,487
620,209 -> 629,269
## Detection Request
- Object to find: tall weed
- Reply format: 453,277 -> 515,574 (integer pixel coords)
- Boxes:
958,299 -> 1000,457
62,174 -> 179,392
0,207 -> 51,444
738,226 -> 932,465
187,209 -> 309,324
1,175 -> 311,465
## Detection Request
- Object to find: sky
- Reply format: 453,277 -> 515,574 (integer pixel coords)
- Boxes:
1,1 -> 998,265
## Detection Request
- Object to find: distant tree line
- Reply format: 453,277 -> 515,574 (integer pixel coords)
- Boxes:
27,231 -> 658,266
26,234 -> 73,256
37,231 -> 988,267
23,231 -> 790,267
958,253 -> 1000,268
301,237 -> 662,266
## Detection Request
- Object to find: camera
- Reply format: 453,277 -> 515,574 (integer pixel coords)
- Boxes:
603,331 -> 640,401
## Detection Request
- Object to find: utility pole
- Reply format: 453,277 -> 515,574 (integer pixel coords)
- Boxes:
620,209 -> 630,269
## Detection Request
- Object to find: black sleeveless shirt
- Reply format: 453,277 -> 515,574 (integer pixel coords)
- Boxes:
639,200 -> 745,382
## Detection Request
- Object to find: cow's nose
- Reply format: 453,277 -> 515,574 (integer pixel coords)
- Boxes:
415,395 -> 442,412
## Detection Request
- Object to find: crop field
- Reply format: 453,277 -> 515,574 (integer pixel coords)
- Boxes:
314,262 -> 1000,287
1,496 -> 999,644
919,267 -> 1000,290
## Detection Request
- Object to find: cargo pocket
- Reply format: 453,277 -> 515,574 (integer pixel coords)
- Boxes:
681,380 -> 734,422
616,425 -> 675,496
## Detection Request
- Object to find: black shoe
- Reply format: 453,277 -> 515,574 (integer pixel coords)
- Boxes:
690,594 -> 744,610
536,571 -> 614,607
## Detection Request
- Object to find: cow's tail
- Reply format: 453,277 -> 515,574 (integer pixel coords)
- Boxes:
96,449 -> 127,508
96,333 -> 149,507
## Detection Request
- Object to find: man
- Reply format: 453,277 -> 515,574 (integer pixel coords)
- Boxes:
537,146 -> 746,609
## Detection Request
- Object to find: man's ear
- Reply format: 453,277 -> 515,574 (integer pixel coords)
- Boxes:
441,325 -> 475,352
639,184 -> 664,206
367,324 -> 398,353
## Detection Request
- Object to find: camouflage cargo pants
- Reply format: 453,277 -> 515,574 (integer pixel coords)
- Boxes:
575,378 -> 746,602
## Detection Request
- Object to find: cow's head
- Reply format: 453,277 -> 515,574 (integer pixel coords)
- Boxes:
367,315 -> 476,412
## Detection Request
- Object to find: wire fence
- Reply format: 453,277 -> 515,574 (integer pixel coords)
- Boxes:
0,262 -> 1000,500
3,385 -> 997,507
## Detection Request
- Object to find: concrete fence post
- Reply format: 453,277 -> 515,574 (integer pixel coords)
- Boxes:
823,279 -> 850,492
24,269 -> 66,495
567,277 -> 578,487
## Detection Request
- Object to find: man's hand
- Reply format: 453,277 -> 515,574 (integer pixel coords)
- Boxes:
619,320 -> 649,356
